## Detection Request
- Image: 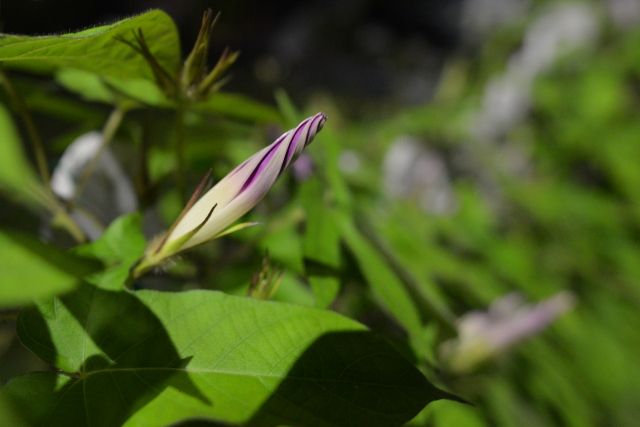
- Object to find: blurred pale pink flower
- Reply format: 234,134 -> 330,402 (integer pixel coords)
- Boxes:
439,291 -> 575,373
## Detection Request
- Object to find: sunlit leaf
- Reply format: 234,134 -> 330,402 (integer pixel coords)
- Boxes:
8,285 -> 448,426
0,10 -> 180,81
299,176 -> 342,308
55,68 -> 171,107
337,212 -> 423,349
0,231 -> 93,307
193,93 -> 282,123
74,213 -> 146,290
0,395 -> 25,427
0,102 -> 45,206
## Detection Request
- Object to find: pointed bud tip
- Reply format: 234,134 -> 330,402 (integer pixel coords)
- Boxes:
316,112 -> 327,130
304,112 -> 327,148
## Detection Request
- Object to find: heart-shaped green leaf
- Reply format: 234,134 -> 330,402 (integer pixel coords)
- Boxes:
6,285 -> 449,426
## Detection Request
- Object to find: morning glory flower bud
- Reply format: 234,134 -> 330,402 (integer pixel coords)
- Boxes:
133,112 -> 327,278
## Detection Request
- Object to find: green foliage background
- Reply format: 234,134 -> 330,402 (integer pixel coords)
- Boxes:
0,4 -> 639,427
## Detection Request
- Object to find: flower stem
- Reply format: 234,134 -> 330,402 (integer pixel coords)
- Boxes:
137,113 -> 153,205
0,68 -> 87,243
51,207 -> 87,243
73,105 -> 128,202
175,105 -> 187,202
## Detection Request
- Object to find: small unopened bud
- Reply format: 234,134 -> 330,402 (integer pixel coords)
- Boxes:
248,253 -> 283,300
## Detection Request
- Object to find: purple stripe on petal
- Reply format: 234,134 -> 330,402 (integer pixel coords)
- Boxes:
277,137 -> 295,178
305,113 -> 326,147
306,116 -> 321,144
231,113 -> 326,200
237,138 -> 283,196
278,118 -> 311,177
288,118 -> 311,162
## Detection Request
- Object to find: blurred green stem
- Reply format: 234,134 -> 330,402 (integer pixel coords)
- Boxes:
175,104 -> 187,202
73,105 -> 128,202
0,309 -> 19,321
0,68 -> 50,186
51,207 -> 87,243
0,68 -> 87,243
137,113 -> 153,206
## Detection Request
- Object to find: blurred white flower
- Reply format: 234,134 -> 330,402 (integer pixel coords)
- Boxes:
338,150 -> 361,174
383,136 -> 457,215
473,2 -> 598,143
439,292 -> 575,374
134,113 -> 327,277
607,0 -> 640,29
50,131 -> 137,240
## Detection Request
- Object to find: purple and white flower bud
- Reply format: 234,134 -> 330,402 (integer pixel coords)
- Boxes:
167,112 -> 326,249
133,113 -> 326,278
